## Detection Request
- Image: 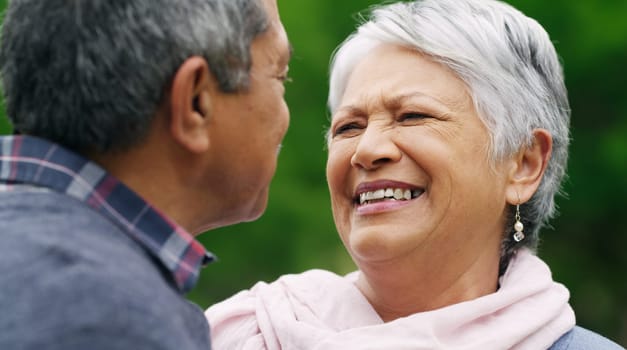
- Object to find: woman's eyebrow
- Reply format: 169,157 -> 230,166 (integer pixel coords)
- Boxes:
333,105 -> 366,118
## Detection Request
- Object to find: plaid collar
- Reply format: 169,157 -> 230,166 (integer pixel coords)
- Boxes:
0,135 -> 214,293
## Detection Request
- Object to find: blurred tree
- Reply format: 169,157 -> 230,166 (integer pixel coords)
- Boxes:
0,0 -> 624,345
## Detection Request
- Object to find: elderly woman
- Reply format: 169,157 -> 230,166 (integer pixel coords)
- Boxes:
206,0 -> 622,348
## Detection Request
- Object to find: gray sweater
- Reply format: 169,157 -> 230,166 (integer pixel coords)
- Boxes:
0,189 -> 211,349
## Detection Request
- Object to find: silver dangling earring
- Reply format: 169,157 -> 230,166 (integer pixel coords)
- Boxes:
513,203 -> 525,242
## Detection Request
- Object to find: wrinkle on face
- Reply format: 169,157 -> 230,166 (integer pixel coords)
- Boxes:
326,42 -> 507,273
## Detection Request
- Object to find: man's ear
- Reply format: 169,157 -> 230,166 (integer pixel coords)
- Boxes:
168,56 -> 214,154
505,129 -> 553,204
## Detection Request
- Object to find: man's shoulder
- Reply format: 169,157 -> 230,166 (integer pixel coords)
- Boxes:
0,189 -> 106,231
0,191 -> 177,303
550,326 -> 624,350
0,191 -> 211,350
0,190 -> 141,268
0,248 -> 209,350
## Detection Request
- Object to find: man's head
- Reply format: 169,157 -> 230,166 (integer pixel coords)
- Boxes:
0,0 -> 291,233
0,0 -> 267,152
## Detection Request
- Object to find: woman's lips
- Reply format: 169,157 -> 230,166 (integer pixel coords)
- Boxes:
353,180 -> 426,215
355,190 -> 425,215
357,188 -> 425,205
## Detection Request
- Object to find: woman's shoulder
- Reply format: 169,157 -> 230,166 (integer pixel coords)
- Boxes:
277,268 -> 355,287
550,326 -> 624,350
205,269 -> 363,350
207,269 -> 352,311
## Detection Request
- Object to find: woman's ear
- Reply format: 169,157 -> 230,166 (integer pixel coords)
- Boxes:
168,56 -> 214,154
505,129 -> 553,204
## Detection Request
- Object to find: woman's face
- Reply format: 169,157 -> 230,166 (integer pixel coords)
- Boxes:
326,44 -> 510,268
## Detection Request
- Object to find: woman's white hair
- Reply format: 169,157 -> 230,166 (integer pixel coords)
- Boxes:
328,0 -> 570,269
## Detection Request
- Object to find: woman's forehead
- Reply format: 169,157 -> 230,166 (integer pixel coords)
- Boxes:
337,44 -> 472,114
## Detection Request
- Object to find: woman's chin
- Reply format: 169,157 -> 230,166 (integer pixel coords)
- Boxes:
347,227 -> 423,265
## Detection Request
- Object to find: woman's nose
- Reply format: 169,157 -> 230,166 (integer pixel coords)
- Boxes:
350,125 -> 401,170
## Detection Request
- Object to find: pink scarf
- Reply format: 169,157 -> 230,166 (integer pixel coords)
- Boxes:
206,249 -> 575,349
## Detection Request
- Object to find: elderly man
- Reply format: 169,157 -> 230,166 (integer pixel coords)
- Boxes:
0,0 -> 290,348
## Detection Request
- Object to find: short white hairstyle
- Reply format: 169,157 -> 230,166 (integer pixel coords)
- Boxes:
328,0 -> 570,269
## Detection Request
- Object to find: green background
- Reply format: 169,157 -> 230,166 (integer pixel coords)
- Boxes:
1,0 -> 625,345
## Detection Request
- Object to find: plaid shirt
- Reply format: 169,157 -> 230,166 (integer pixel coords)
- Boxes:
0,135 -> 214,293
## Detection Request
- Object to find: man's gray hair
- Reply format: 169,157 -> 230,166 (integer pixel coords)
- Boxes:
328,0 -> 570,271
0,0 -> 268,152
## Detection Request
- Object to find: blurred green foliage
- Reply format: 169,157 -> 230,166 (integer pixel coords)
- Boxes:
0,0 -> 624,345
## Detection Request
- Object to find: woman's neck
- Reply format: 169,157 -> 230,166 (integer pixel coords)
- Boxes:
355,248 -> 500,322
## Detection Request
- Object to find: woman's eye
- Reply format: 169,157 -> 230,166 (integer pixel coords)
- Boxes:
398,112 -> 430,122
333,122 -> 362,136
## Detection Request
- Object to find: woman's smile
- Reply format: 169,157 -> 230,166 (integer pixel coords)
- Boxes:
354,180 -> 425,215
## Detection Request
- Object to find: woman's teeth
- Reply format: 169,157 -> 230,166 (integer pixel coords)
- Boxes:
358,188 -> 423,205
